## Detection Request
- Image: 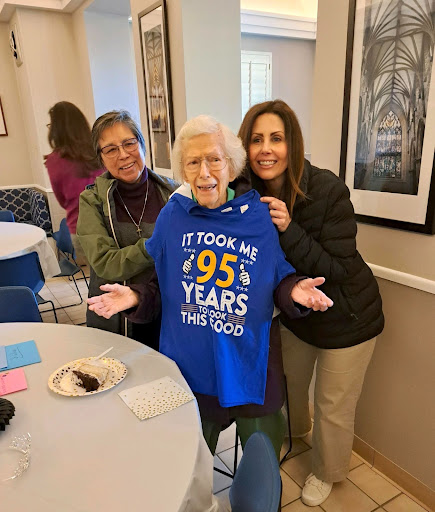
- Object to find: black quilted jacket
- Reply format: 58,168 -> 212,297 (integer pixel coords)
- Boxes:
234,160 -> 384,349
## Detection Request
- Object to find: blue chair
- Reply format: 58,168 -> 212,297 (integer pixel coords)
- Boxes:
0,210 -> 14,222
52,218 -> 88,307
229,432 -> 281,512
0,286 -> 42,322
0,252 -> 57,322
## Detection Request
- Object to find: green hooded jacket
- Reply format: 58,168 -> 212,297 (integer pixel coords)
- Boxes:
77,169 -> 177,335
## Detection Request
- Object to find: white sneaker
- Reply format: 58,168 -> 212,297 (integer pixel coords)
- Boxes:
301,473 -> 333,506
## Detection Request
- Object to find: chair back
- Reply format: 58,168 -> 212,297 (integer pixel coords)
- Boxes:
53,218 -> 75,258
0,210 -> 14,222
229,432 -> 281,512
0,286 -> 42,322
0,252 -> 45,294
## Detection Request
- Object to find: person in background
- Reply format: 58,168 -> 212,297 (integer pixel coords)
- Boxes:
77,110 -> 176,349
45,101 -> 104,264
235,100 -> 384,507
87,115 -> 333,460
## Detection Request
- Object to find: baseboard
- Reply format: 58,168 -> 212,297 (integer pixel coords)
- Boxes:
307,401 -> 434,510
352,435 -> 435,511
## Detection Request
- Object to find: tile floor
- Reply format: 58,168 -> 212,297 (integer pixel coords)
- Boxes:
39,272 -> 431,512
39,268 -> 89,326
213,425 -> 430,511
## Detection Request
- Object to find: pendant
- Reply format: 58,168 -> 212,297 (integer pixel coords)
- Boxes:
136,226 -> 142,237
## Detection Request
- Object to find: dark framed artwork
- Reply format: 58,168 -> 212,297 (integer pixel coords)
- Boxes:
139,0 -> 175,176
340,0 -> 435,234
0,97 -> 7,136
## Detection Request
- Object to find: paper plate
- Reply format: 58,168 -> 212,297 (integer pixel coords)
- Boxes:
48,357 -> 127,397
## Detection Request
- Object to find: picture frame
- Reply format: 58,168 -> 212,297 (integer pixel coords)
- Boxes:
138,0 -> 175,177
0,97 -> 7,136
340,0 -> 435,234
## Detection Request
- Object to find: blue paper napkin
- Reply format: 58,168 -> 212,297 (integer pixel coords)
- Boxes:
3,340 -> 41,370
0,346 -> 7,370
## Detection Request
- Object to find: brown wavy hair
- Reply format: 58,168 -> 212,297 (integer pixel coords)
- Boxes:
47,102 -> 100,177
238,100 -> 305,215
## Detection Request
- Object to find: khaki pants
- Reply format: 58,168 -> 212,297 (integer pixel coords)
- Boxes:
281,324 -> 376,482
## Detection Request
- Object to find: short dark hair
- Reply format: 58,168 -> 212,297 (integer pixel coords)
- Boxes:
47,101 -> 100,176
92,110 -> 146,168
238,100 -> 305,214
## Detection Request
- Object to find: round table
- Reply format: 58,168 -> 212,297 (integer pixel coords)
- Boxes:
0,222 -> 60,278
0,323 -> 222,512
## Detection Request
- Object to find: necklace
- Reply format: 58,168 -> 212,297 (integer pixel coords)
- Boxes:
116,179 -> 149,238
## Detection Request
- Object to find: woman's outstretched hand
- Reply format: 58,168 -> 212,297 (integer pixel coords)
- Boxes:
260,196 -> 291,232
290,277 -> 333,312
87,283 -> 140,319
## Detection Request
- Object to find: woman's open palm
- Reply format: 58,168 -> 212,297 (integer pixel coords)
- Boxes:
87,284 -> 139,319
290,277 -> 333,312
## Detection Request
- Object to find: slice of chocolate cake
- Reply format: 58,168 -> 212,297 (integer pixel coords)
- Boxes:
72,363 -> 108,392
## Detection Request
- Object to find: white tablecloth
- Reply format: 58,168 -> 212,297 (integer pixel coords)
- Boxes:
0,222 -> 60,278
0,323 -> 229,512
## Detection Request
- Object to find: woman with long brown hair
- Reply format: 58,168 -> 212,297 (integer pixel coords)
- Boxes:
45,101 -> 103,262
235,100 -> 384,506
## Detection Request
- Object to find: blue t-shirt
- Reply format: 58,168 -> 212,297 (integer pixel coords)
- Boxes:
146,189 -> 295,407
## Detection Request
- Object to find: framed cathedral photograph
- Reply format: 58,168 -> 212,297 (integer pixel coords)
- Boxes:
340,0 -> 435,234
138,0 -> 175,177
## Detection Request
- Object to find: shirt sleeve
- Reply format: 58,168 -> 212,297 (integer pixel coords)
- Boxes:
274,274 -> 311,319
122,276 -> 161,324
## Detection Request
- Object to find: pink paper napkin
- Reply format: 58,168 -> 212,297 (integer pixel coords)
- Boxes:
0,368 -> 28,396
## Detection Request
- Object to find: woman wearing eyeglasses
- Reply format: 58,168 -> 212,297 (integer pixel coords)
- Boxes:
77,110 -> 176,348
44,102 -> 104,264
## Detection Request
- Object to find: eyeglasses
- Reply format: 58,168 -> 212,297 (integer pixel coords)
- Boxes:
184,155 -> 229,174
100,138 -> 139,158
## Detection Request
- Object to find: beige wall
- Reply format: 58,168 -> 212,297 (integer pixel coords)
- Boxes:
3,5 -> 97,228
71,0 -> 96,123
10,8 -> 90,189
241,0 -> 318,18
312,0 -> 435,494
356,278 -> 435,490
0,21 -> 32,186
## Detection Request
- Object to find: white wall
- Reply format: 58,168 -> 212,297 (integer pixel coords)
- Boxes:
84,11 -> 140,121
241,34 -> 315,155
0,21 -> 32,186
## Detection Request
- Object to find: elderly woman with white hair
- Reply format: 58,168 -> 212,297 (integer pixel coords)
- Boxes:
88,115 -> 332,458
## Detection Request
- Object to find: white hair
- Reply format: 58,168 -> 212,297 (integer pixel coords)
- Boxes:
172,115 -> 246,182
